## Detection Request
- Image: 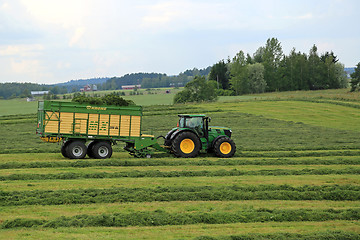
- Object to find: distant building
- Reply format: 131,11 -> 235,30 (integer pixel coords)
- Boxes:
31,91 -> 49,96
80,84 -> 92,92
80,84 -> 98,92
121,85 -> 141,90
27,91 -> 49,101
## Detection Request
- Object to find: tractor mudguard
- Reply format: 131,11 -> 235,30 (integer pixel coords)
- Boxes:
164,128 -> 178,146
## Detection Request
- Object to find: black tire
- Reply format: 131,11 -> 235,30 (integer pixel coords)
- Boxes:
92,141 -> 113,159
87,141 -> 96,158
164,129 -> 176,146
66,140 -> 87,159
213,137 -> 236,158
61,141 -> 70,158
172,131 -> 201,158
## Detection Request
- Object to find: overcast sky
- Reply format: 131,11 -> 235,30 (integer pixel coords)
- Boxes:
0,0 -> 359,84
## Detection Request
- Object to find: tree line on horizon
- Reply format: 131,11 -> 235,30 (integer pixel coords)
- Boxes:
174,38 -> 351,103
100,68 -> 211,90
0,68 -> 211,99
0,37 -> 356,100
209,38 -> 348,96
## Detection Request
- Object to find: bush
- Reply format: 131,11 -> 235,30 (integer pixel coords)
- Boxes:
174,76 -> 217,104
72,93 -> 134,106
215,89 -> 235,96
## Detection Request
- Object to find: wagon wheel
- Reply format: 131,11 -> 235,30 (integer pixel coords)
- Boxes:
66,140 -> 87,159
92,141 -> 113,159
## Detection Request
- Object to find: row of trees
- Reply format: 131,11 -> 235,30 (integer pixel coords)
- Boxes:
0,38 -> 353,101
209,38 -> 348,95
97,68 -> 211,90
0,67 -> 210,99
175,38 -> 350,104
0,83 -> 70,99
0,83 -> 45,99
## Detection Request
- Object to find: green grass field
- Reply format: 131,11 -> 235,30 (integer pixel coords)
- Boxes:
3,88 -> 359,116
0,89 -> 359,239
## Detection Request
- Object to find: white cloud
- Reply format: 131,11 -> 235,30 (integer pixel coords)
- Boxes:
20,0 -> 89,28
69,27 -> 85,47
56,61 -> 71,70
0,44 -> 44,57
1,2 -> 9,9
140,1 -> 249,31
0,58 -> 52,83
283,13 -> 313,20
11,59 -> 41,74
0,0 -> 359,83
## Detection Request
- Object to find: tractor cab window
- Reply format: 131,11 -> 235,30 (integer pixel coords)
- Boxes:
186,117 -> 203,129
179,117 -> 203,128
179,117 -> 204,137
178,118 -> 185,127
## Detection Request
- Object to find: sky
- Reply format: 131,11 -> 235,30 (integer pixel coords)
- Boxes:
0,0 -> 359,84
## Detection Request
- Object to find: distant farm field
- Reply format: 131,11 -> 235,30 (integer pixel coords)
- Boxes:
3,88 -> 358,116
0,89 -> 359,239
0,98 -> 38,116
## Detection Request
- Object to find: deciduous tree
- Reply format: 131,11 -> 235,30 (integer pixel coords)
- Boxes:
209,60 -> 230,90
173,76 -> 217,104
248,63 -> 266,93
350,62 -> 360,92
262,38 -> 283,91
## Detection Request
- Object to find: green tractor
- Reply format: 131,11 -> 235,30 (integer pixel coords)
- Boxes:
163,114 -> 236,158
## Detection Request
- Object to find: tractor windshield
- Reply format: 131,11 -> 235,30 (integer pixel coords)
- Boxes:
179,117 -> 203,129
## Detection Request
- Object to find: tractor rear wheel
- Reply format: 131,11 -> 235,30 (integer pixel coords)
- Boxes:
213,137 -> 236,158
66,140 -> 87,159
172,131 -> 201,158
92,141 -> 113,159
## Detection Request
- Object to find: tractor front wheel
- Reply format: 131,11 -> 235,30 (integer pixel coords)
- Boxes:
213,137 -> 236,158
172,131 -> 201,158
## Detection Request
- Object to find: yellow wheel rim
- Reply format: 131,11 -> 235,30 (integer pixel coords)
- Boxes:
220,142 -> 231,155
180,139 -> 195,154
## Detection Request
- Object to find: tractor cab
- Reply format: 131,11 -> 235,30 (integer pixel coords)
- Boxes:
177,114 -> 209,137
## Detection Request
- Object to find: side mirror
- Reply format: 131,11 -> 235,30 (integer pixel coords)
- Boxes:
208,117 -> 211,123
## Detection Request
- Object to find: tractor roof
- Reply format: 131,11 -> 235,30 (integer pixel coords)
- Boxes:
178,114 -> 206,118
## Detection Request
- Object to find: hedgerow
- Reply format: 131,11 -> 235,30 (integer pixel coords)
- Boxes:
1,168 -> 358,181
1,208 -> 359,229
1,157 -> 359,169
1,185 -> 359,206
